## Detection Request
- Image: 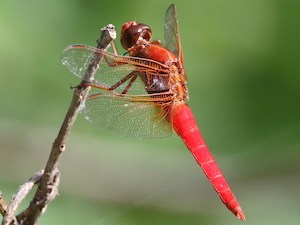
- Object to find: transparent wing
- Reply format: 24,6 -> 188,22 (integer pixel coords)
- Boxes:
61,44 -> 171,94
80,93 -> 173,139
164,4 -> 184,65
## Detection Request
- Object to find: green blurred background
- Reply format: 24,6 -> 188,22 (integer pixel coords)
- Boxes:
1,0 -> 299,224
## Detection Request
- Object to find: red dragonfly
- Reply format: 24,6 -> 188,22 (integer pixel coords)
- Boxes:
61,4 -> 245,220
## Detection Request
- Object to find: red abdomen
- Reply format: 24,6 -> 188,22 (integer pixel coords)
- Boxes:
172,103 -> 245,220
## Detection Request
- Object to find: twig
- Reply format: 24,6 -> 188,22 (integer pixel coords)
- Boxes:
15,169 -> 59,222
1,24 -> 116,225
0,192 -> 8,217
1,170 -> 45,225
23,24 -> 116,225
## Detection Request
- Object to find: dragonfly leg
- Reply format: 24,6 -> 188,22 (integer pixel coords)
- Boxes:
87,71 -> 139,95
110,40 -> 118,55
120,72 -> 138,94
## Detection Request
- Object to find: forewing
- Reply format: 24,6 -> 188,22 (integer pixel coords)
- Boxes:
164,4 -> 184,65
80,93 -> 173,139
61,44 -> 170,93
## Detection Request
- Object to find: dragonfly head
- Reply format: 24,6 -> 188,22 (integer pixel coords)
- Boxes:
121,21 -> 152,50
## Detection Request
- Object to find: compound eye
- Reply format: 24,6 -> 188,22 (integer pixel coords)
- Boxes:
121,22 -> 152,49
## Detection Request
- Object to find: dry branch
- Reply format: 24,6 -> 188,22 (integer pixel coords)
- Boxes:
1,24 -> 116,225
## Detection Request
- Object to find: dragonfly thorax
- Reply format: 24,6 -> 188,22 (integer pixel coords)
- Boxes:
169,64 -> 189,104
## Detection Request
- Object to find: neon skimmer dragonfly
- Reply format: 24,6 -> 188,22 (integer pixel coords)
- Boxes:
61,4 -> 245,220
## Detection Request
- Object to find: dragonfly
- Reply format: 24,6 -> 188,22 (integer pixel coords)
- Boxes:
61,4 -> 245,220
